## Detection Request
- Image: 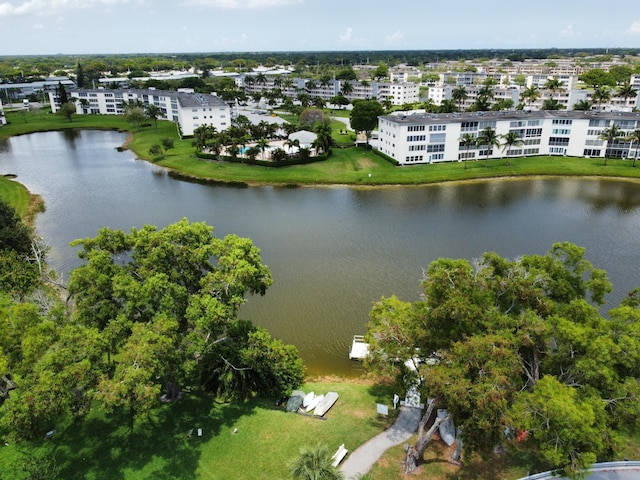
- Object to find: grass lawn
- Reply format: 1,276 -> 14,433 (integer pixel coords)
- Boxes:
0,176 -> 31,217
0,381 -> 397,480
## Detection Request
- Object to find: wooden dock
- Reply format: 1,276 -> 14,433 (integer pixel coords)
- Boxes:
349,335 -> 370,360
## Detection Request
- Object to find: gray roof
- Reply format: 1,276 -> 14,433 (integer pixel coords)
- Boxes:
70,88 -> 228,109
380,110 -> 640,126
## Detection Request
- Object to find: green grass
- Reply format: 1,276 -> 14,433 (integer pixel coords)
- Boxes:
0,176 -> 31,218
0,381 -> 397,480
6,108 -> 640,189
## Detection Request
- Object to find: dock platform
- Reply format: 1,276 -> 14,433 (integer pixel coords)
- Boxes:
349,335 -> 370,360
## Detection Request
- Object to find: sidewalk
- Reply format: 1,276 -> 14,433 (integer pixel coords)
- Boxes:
339,405 -> 422,479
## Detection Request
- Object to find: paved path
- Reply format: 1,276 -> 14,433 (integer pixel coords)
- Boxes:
339,406 -> 422,479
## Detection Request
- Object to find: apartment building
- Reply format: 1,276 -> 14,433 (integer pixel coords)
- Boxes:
0,99 -> 6,126
48,88 -> 231,136
377,110 -> 640,166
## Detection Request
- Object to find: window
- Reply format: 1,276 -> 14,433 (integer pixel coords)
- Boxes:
552,119 -> 572,125
549,147 -> 566,154
428,124 -> 446,132
525,128 -> 542,137
430,153 -> 444,160
587,129 -> 602,136
407,135 -> 426,142
409,145 -> 426,151
479,120 -> 496,129
405,155 -> 424,162
549,137 -> 570,146
527,119 -> 541,126
523,148 -> 540,155
408,125 -> 425,132
461,121 -> 478,131
427,144 -> 445,153
510,121 -> 526,128
583,149 -> 601,156
524,138 -> 541,145
459,152 -> 476,160
585,139 -> 603,146
429,133 -> 446,143
552,128 -> 571,135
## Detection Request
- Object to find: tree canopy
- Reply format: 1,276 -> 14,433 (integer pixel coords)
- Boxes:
1,218 -> 304,439
349,99 -> 384,147
365,242 -> 640,478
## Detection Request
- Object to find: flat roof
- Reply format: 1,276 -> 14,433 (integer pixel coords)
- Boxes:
380,110 -> 640,126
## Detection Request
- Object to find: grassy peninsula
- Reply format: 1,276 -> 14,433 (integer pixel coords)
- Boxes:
3,108 -> 640,188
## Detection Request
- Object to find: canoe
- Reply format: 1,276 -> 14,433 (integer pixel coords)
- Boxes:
313,391 -> 339,417
304,394 -> 324,413
302,391 -> 315,408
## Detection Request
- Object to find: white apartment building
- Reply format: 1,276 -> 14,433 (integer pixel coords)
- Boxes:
0,99 -> 6,126
377,110 -> 640,166
242,76 -> 419,106
48,88 -> 231,136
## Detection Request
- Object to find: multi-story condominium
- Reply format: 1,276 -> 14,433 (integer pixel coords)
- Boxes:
241,75 -> 419,106
377,110 -> 640,166
48,88 -> 231,136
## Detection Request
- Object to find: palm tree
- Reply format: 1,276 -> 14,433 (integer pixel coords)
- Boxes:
500,131 -> 524,166
451,86 -> 468,111
340,81 -> 353,98
289,443 -> 344,480
625,129 -> 640,167
543,77 -> 564,102
616,82 -> 637,110
439,99 -> 457,113
599,124 -> 623,166
257,137 -> 270,160
314,121 -> 334,154
255,72 -> 267,86
592,86 -> 611,111
459,133 -> 477,170
477,127 -> 500,168
145,103 -> 162,131
572,99 -> 592,111
522,85 -> 539,108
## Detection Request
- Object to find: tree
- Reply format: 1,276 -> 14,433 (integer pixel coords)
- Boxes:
625,129 -> 640,167
599,124 -> 623,166
543,77 -> 564,101
55,81 -> 68,105
145,103 -> 162,131
257,137 -> 270,160
340,81 -> 353,98
541,98 -> 564,110
451,86 -> 468,110
123,102 -> 146,130
579,68 -> 614,89
289,443 -> 344,480
148,144 -> 163,159
477,126 -> 500,167
459,133 -> 476,169
501,131 -> 524,166
57,102 -> 76,122
572,99 -> 592,111
591,86 -> 611,111
57,219 -> 302,432
616,82 -> 637,110
364,243 -> 634,479
522,85 -> 539,108
314,120 -> 334,154
438,99 -> 457,113
350,99 -> 384,148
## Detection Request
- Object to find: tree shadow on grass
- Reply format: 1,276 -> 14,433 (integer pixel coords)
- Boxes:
50,390 -> 260,480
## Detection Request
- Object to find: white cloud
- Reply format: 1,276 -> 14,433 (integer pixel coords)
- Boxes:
626,21 -> 640,35
339,27 -> 353,43
179,0 -> 302,8
559,24 -> 581,39
212,32 -> 250,48
384,30 -> 404,45
32,22 -> 43,28
0,0 -> 132,17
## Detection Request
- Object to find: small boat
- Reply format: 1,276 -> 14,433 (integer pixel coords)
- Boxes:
313,391 -> 339,417
302,391 -> 315,408
303,394 -> 324,413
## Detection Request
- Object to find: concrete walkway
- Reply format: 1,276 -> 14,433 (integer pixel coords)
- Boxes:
339,406 -> 422,479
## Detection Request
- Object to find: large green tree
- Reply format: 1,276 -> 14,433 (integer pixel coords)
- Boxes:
349,99 -> 384,148
365,243 -> 640,478
1,219 -> 304,439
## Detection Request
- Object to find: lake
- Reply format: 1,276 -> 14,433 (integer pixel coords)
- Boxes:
1,129 -> 640,376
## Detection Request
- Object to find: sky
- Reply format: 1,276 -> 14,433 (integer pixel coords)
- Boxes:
1,0 -> 640,56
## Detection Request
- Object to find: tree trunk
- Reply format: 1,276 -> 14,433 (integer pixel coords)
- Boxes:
404,398 -> 448,473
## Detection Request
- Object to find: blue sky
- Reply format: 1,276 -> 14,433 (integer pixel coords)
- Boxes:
1,0 -> 640,55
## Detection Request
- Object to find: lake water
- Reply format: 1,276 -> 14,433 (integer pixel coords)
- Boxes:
1,130 -> 640,376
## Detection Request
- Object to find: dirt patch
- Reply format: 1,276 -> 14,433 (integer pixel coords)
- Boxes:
357,157 -> 377,169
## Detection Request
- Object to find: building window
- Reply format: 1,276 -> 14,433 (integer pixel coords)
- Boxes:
523,148 -> 540,155
552,128 -> 571,135
583,149 -> 601,156
428,124 -> 446,132
552,119 -> 573,125
407,135 -> 426,142
549,137 -> 570,146
427,144 -> 445,153
429,133 -> 446,143
409,145 -> 426,151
